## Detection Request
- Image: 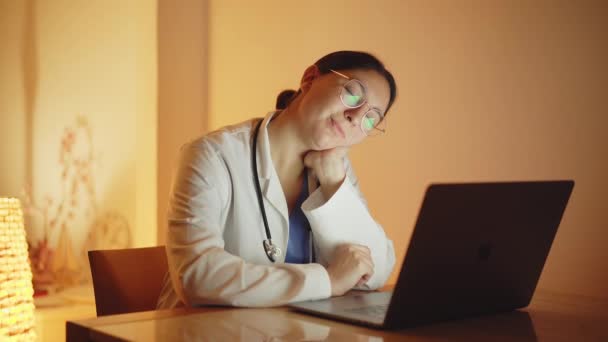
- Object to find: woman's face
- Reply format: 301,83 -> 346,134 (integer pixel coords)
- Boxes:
297,67 -> 391,151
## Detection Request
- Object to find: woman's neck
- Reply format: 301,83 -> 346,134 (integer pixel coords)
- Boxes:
267,108 -> 308,178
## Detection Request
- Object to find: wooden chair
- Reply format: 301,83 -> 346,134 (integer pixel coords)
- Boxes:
88,246 -> 169,316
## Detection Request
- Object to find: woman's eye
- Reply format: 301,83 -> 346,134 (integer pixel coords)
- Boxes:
342,80 -> 365,107
364,117 -> 376,130
344,94 -> 362,107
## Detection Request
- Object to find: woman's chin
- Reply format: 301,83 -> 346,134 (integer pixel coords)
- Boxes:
312,140 -> 347,151
311,129 -> 348,150
310,138 -> 332,151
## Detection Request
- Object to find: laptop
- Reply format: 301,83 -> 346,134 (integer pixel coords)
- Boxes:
289,180 -> 574,329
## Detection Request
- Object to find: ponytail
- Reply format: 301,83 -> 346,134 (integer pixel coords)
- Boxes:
275,89 -> 298,109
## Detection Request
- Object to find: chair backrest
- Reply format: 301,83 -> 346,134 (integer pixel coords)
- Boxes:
88,246 -> 168,316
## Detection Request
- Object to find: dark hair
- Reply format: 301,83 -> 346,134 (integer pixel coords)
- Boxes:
275,50 -> 397,115
275,89 -> 298,110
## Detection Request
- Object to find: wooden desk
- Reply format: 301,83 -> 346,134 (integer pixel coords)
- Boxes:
67,289 -> 608,341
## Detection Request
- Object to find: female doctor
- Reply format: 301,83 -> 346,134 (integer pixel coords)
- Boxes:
157,50 -> 397,308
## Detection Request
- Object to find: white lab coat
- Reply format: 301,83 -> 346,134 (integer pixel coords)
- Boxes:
157,111 -> 395,308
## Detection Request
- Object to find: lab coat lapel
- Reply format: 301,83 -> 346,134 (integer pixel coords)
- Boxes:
256,112 -> 289,223
262,176 -> 288,222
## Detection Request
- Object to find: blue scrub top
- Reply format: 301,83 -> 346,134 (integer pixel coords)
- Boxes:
285,172 -> 312,264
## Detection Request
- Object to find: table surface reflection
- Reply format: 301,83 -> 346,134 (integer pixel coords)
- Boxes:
67,289 -> 608,341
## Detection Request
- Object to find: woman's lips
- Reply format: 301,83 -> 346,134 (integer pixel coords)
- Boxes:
330,118 -> 346,139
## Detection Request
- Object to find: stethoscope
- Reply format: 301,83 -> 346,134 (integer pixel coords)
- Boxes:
251,117 -> 316,263
252,118 -> 283,262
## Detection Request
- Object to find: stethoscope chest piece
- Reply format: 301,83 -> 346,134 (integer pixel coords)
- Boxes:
263,239 -> 282,261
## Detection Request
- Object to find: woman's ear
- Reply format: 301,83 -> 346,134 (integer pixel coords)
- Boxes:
300,65 -> 320,93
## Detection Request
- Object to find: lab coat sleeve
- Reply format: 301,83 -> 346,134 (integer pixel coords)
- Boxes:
166,141 -> 331,307
301,158 -> 396,290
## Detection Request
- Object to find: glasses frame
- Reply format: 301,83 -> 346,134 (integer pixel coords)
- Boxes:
329,69 -> 386,136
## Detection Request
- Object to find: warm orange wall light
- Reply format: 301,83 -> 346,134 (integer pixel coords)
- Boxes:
0,198 -> 36,340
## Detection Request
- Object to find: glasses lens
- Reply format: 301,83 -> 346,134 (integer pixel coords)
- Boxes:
362,109 -> 384,136
341,80 -> 365,108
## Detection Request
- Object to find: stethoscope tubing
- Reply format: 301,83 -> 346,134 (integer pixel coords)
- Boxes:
252,119 -> 280,262
251,117 -> 316,264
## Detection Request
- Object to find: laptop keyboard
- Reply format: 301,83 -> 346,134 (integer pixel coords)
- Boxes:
344,304 -> 389,317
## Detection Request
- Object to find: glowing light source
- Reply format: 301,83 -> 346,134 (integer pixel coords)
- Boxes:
0,198 -> 36,340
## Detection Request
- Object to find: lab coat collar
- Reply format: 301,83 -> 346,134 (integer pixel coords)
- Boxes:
256,111 -> 278,181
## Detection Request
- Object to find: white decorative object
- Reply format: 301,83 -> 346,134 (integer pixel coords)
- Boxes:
0,198 -> 36,340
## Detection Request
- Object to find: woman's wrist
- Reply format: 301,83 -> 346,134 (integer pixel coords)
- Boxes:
320,174 -> 345,199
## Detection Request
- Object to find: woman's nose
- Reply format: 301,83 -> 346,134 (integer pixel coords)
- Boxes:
344,107 -> 364,126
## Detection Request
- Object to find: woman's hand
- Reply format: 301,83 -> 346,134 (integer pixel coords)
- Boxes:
303,147 -> 349,199
326,244 -> 374,296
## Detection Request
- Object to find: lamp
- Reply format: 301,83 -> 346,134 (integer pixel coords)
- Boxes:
0,198 -> 36,340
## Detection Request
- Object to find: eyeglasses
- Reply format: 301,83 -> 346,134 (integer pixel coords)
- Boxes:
329,69 -> 386,136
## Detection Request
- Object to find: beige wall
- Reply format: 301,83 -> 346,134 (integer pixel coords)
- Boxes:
0,0 -> 27,198
0,0 -> 157,249
208,0 -> 608,299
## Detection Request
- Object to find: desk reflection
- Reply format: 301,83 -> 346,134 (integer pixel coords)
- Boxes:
145,308 -> 538,342
91,307 -> 543,341
68,290 -> 608,341
149,308 -> 383,342
403,310 -> 537,341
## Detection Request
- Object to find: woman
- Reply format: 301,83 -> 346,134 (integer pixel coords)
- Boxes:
157,50 -> 397,308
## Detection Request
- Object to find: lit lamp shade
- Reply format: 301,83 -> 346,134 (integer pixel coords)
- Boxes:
0,198 -> 36,340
